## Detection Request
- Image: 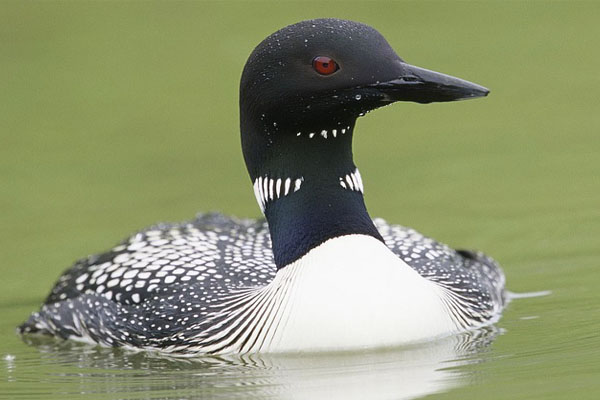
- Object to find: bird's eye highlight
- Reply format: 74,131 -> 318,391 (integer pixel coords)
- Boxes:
312,56 -> 339,75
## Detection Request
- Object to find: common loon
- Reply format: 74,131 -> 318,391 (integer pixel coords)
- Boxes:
19,18 -> 505,355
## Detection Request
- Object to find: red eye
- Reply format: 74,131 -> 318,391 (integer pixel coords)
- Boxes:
312,56 -> 339,75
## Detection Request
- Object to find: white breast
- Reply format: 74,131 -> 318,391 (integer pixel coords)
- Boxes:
265,235 -> 460,352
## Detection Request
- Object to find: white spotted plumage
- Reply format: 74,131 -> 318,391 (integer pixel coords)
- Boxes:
20,213 -> 505,354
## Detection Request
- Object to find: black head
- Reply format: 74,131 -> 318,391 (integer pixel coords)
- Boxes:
240,18 -> 488,179
238,19 -> 489,268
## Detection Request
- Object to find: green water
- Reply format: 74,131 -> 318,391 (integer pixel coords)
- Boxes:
1,1 -> 599,399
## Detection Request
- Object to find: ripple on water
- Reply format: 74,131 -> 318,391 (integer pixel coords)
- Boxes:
3,328 -> 502,400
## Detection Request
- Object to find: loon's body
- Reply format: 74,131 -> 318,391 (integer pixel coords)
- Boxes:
20,19 -> 506,354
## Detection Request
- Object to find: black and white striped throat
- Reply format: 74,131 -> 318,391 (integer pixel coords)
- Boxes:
339,168 -> 364,193
252,168 -> 364,213
253,176 -> 304,212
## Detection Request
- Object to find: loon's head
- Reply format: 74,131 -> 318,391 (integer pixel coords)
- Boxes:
240,18 -> 488,180
239,18 -> 489,268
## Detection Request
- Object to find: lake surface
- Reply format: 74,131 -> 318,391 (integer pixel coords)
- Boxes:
1,2 -> 599,399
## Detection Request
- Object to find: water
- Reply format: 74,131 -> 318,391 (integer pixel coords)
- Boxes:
2,2 -> 599,399
4,330 -> 503,400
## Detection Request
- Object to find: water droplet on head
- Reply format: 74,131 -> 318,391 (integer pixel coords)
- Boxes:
355,94 -> 362,100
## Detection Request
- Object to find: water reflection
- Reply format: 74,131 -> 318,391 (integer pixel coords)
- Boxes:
16,328 -> 501,400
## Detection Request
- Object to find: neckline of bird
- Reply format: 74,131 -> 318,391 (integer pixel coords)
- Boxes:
253,168 -> 364,212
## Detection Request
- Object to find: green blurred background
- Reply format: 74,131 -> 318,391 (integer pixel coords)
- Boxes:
1,1 -> 599,399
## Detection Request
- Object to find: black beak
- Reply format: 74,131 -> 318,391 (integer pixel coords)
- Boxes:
372,62 -> 490,104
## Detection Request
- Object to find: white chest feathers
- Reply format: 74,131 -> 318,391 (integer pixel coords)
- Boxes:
264,235 -> 460,352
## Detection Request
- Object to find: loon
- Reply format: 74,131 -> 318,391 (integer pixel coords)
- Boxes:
19,18 -> 505,355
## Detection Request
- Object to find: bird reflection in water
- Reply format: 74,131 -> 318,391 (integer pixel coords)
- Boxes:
20,327 -> 501,400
